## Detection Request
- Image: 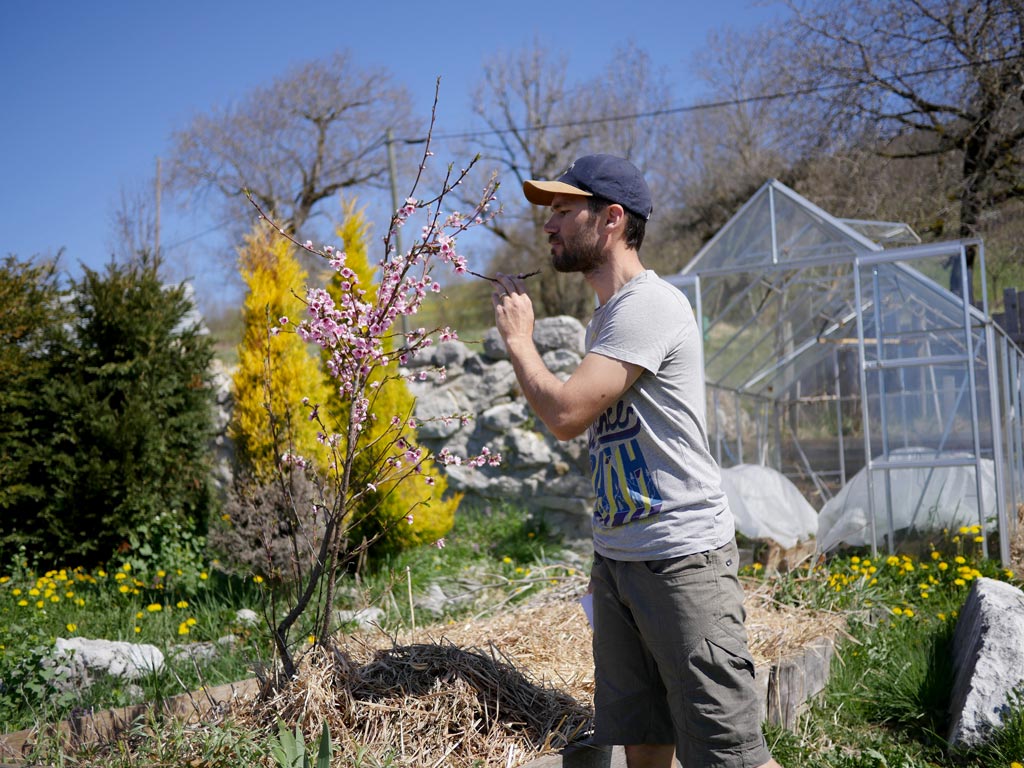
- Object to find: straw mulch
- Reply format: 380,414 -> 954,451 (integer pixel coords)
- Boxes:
235,576 -> 845,768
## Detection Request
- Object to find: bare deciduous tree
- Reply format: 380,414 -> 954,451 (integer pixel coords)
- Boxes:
465,42 -> 686,318
775,0 -> 1024,295
167,51 -> 418,246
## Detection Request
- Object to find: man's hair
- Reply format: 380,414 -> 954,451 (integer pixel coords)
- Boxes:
587,195 -> 646,251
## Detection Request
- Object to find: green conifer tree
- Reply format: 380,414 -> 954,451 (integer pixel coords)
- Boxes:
231,226 -> 334,481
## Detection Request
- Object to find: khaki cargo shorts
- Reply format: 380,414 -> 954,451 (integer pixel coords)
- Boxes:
590,539 -> 771,767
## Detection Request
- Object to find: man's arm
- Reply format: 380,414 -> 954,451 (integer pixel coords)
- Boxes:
492,274 -> 642,441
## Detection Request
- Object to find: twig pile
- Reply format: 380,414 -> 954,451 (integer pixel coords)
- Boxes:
245,637 -> 591,768
236,575 -> 844,767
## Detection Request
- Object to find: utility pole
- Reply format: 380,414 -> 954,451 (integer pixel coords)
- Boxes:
385,129 -> 408,335
155,156 -> 161,259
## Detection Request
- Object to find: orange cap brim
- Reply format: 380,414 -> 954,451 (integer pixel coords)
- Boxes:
522,179 -> 593,206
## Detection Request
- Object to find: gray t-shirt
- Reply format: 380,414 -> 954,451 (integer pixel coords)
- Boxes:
586,270 -> 734,560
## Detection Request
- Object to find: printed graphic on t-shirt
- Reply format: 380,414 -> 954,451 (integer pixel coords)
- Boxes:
589,402 -> 663,526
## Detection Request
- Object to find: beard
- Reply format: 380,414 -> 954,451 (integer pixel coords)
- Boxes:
551,222 -> 605,274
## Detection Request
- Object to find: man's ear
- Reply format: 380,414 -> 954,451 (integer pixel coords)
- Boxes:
604,203 -> 626,233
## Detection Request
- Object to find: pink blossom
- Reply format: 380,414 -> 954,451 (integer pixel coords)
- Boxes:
434,538 -> 446,549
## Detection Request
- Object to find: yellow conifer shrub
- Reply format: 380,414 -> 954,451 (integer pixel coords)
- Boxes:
328,200 -> 460,556
231,226 -> 334,482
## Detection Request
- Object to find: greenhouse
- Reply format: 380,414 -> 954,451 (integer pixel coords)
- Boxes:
667,180 -> 1024,564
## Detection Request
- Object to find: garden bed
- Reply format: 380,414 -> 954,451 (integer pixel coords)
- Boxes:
2,576 -> 845,767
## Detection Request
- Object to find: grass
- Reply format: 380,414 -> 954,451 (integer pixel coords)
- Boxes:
4,512 -> 1024,767
743,524 -> 1024,767
0,500 -> 571,743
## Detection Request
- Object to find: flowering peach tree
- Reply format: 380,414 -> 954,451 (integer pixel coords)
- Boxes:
247,102 -> 503,678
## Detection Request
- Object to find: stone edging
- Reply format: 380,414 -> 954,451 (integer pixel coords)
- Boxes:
0,677 -> 260,765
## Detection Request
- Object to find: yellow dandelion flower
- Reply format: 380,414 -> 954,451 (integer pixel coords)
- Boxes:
973,536 -> 984,543
954,578 -> 966,586
930,551 -> 940,560
28,588 -> 39,596
308,635 -> 315,644
66,623 -> 77,633
177,623 -> 190,636
75,598 -> 85,607
136,611 -> 144,619
199,572 -> 208,580
122,563 -> 132,572
134,626 -> 141,633
958,526 -> 969,535
0,576 -> 8,584
904,609 -> 915,618
157,570 -> 166,579
892,607 -> 904,616
176,600 -> 189,608
955,556 -> 966,564
118,584 -> 130,593
147,603 -> 162,612
114,572 -> 127,581
35,600 -> 44,609
253,575 -> 264,585
11,588 -> 21,596
850,556 -> 861,565
502,556 -> 512,564
952,535 -> 961,543
939,562 -> 949,571
938,612 -> 947,621
1005,569 -> 1014,579
17,599 -> 28,607
186,617 -> 197,626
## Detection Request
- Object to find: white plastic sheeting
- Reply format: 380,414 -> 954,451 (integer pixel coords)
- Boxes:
720,464 -> 819,548
816,448 -> 996,553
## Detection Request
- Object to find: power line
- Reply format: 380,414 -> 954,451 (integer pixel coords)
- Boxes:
393,52 -> 1024,144
169,51 -> 1023,247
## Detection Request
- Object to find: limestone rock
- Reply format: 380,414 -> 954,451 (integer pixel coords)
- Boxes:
948,577 -> 1024,748
53,637 -> 164,682
337,606 -> 386,630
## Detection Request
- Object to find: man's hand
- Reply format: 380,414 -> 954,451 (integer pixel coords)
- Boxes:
491,272 -> 534,347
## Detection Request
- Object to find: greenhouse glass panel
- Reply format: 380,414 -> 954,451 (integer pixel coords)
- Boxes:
675,180 -> 1023,564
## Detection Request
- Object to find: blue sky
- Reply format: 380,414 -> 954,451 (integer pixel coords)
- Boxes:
1,1 -> 779,310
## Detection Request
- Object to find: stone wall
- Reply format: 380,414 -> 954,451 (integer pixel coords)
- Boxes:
404,316 -> 595,543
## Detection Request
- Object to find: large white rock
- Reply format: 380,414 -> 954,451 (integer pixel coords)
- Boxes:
54,637 -> 165,680
948,577 -> 1024,748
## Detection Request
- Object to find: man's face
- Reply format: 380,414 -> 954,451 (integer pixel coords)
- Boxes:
544,194 -> 605,274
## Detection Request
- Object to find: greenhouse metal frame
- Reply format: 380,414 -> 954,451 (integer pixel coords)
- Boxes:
667,180 -> 1024,564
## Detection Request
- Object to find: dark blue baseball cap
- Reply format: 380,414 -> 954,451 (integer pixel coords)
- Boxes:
523,154 -> 653,220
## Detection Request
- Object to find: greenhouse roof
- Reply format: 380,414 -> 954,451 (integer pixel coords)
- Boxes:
673,180 -> 973,400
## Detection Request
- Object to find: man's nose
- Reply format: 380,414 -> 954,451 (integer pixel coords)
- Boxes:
543,215 -> 558,234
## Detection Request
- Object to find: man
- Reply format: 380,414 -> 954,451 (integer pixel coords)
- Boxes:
491,155 -> 781,768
